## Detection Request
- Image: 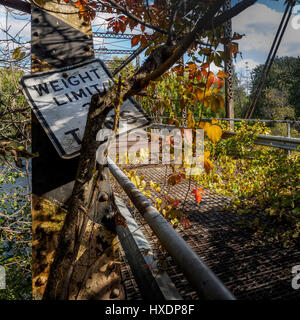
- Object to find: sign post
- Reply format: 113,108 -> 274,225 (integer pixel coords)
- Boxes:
29,1 -> 138,299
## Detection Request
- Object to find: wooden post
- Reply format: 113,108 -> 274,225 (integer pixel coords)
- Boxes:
31,1 -> 120,299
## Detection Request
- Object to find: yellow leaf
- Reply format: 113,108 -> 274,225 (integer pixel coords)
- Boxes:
198,122 -> 211,132
12,47 -> 21,59
212,118 -> 218,124
217,70 -> 228,79
206,125 -> 222,143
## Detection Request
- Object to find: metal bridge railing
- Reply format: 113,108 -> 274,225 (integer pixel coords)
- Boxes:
150,118 -> 300,151
107,157 -> 236,300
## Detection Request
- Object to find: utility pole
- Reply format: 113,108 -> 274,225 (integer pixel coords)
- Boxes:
223,0 -> 235,130
30,1 -> 119,299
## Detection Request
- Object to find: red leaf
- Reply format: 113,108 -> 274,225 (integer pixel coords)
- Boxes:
207,73 -> 216,89
74,1 -> 81,8
192,188 -> 205,204
119,21 -> 127,34
217,77 -> 224,89
131,35 -> 140,47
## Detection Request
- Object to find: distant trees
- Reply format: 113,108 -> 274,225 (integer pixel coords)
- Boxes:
249,56 -> 300,120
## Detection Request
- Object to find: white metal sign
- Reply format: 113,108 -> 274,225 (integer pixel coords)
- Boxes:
21,59 -> 151,159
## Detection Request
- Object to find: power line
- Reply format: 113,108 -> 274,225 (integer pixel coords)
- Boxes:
245,0 -> 296,119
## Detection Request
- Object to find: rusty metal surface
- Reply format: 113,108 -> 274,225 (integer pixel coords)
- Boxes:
112,165 -> 300,300
31,3 -> 94,195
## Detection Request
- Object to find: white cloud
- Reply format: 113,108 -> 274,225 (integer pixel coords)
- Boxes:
232,3 -> 300,57
234,58 -> 259,73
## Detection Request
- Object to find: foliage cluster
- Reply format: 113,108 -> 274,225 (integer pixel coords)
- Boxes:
0,168 -> 31,300
197,121 -> 300,246
250,57 -> 300,122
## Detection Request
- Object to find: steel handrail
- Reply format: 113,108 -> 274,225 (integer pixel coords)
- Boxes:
107,157 -> 236,300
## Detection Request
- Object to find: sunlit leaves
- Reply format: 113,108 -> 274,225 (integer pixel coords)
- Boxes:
206,124 -> 222,144
72,0 -> 96,21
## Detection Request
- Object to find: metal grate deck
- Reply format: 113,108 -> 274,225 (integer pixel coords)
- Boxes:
112,165 -> 300,300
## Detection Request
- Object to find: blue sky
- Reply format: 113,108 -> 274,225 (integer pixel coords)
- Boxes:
232,0 -> 300,77
93,0 -> 300,77
0,0 -> 299,77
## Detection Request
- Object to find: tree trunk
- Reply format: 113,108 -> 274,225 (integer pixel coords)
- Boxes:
43,93 -> 114,299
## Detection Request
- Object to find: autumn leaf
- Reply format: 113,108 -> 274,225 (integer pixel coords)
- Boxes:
119,20 -> 127,34
199,121 -> 211,132
12,47 -> 21,59
202,47 -> 211,56
74,0 -> 82,8
217,70 -> 228,79
206,73 -> 216,89
217,77 -> 225,88
140,35 -> 148,48
204,151 -> 214,173
227,42 -> 239,58
168,172 -> 185,186
195,88 -> 204,101
131,35 -> 140,47
186,62 -> 197,71
206,124 -> 222,143
192,187 -> 205,204
232,32 -> 244,40
129,18 -> 137,30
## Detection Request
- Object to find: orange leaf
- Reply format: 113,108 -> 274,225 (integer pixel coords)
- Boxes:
217,70 -> 228,79
74,1 -> 81,8
207,73 -> 216,89
204,151 -> 214,173
217,77 -> 224,89
199,121 -> 211,132
131,35 -> 140,47
192,188 -> 204,204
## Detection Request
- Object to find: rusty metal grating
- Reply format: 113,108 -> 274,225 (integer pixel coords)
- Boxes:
112,165 -> 300,300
